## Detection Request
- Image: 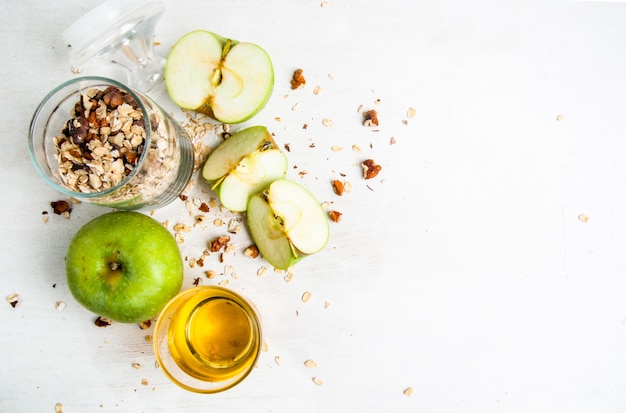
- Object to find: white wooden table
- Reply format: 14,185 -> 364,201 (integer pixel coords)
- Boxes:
3,1 -> 626,411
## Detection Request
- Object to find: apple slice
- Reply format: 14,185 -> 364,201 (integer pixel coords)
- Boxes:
165,30 -> 274,124
202,125 -> 287,212
247,179 -> 329,269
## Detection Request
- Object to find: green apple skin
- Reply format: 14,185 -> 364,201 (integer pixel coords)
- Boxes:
202,125 -> 278,182
247,179 -> 330,270
65,211 -> 184,323
165,30 -> 274,124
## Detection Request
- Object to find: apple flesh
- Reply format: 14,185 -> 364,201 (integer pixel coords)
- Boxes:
203,125 -> 287,212
65,211 -> 184,323
165,30 -> 274,124
247,179 -> 330,270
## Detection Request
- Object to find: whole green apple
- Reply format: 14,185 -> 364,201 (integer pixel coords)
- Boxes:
65,211 -> 184,323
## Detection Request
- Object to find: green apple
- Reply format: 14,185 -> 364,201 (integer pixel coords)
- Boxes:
65,211 -> 184,323
203,125 -> 287,212
165,30 -> 274,124
247,179 -> 330,270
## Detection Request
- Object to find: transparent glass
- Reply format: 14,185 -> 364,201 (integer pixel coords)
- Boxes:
62,0 -> 166,92
153,286 -> 262,393
28,76 -> 194,210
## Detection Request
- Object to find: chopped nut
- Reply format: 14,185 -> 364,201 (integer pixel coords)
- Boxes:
244,245 -> 260,259
332,180 -> 345,196
210,235 -> 231,252
95,316 -> 112,327
329,210 -> 342,222
304,359 -> 317,368
363,109 -> 379,126
51,200 -> 71,216
138,319 -> 152,330
198,202 -> 210,213
361,159 -> 382,179
6,293 -> 19,308
301,291 -> 312,302
291,68 -> 306,90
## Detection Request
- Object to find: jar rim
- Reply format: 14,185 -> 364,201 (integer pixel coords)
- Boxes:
28,76 -> 152,199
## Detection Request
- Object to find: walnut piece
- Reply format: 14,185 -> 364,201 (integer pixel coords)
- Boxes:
329,210 -> 342,222
331,180 -> 344,196
363,109 -> 379,126
291,68 -> 306,90
361,159 -> 382,179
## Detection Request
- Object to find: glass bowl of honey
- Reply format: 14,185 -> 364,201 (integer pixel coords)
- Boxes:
153,286 -> 262,393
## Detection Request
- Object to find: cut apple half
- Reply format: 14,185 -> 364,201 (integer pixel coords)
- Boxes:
165,30 -> 274,124
202,125 -> 287,212
247,179 -> 330,269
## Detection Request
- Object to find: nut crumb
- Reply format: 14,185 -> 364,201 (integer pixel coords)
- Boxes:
291,68 -> 306,90
199,202 -> 210,212
244,245 -> 260,259
138,319 -> 152,330
95,316 -> 112,327
205,270 -> 217,279
390,137 -> 397,145
332,180 -> 345,196
361,159 -> 382,179
363,109 -> 379,126
324,301 -> 330,309
329,210 -> 342,222
210,235 -> 231,252
141,378 -> 149,386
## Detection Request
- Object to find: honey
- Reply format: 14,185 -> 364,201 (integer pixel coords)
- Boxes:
154,286 -> 261,393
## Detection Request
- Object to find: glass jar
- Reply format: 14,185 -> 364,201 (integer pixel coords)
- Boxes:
29,76 -> 194,210
153,286 -> 263,393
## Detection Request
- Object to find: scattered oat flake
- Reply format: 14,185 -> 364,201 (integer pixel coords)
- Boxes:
304,359 -> 317,368
331,145 -> 343,152
407,107 -> 416,119
262,340 -> 269,352
322,118 -> 334,127
132,362 -> 142,370
284,271 -> 294,283
557,114 -> 564,121
312,377 -> 323,386
324,301 -> 330,309
55,301 -> 66,311
404,387 -> 414,397
352,144 -> 361,152
302,291 -> 312,302
578,213 -> 589,223
321,1 -> 328,7
141,378 -> 149,386
257,266 -> 268,276
55,403 -> 64,413
274,356 -> 281,365
313,85 -> 322,95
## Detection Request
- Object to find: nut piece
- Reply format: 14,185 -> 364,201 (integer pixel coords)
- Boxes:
361,159 -> 382,179
329,210 -> 342,222
210,235 -> 231,252
94,316 -> 112,327
51,200 -> 71,216
244,245 -> 260,259
291,68 -> 306,90
332,179 -> 344,196
363,109 -> 379,126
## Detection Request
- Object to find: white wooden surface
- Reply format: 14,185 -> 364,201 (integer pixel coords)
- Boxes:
3,0 -> 626,411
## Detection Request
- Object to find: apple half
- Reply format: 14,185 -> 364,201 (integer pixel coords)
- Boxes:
165,30 -> 274,124
203,125 -> 287,212
247,179 -> 330,270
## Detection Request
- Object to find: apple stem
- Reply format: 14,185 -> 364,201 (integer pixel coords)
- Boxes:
109,262 -> 121,271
